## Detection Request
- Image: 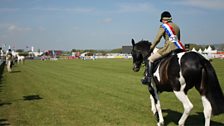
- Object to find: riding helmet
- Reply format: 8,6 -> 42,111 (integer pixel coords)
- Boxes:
160,11 -> 172,22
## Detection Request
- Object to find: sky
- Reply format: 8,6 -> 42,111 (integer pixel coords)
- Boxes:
0,0 -> 224,51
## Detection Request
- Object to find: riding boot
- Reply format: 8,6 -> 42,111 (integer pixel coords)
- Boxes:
141,61 -> 152,85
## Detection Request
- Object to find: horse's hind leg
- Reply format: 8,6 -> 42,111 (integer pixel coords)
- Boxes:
201,96 -> 212,126
195,68 -> 212,126
174,91 -> 193,126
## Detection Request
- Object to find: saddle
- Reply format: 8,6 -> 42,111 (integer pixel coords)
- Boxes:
151,49 -> 184,73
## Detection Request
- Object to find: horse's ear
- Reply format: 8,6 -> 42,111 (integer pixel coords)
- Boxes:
131,39 -> 135,46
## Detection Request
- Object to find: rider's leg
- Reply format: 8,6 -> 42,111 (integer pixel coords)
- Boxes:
141,52 -> 161,85
141,61 -> 152,84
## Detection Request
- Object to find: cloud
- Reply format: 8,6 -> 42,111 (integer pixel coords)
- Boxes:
73,26 -> 80,30
173,0 -> 224,10
101,18 -> 112,24
71,7 -> 95,13
0,8 -> 20,12
7,24 -> 31,32
31,7 -> 95,13
117,2 -> 156,13
37,26 -> 46,31
0,24 -> 32,33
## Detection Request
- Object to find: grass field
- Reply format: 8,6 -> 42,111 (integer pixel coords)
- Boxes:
0,58 -> 224,126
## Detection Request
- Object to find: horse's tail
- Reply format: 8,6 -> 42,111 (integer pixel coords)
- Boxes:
201,58 -> 224,115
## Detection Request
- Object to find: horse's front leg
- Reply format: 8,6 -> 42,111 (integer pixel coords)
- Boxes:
150,95 -> 157,115
148,85 -> 164,126
156,100 -> 164,126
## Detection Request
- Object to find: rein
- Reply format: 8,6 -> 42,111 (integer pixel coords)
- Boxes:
143,49 -> 153,64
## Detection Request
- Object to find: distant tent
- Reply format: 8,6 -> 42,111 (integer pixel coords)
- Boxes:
198,48 -> 202,53
206,46 -> 217,54
191,48 -> 197,52
203,48 -> 208,53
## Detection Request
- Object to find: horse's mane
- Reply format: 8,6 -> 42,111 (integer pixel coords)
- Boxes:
135,40 -> 152,51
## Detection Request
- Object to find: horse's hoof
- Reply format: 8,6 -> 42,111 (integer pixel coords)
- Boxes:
157,122 -> 164,126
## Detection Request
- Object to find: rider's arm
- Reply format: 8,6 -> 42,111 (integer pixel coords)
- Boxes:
150,26 -> 165,50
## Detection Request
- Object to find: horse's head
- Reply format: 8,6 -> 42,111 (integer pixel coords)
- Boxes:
131,39 -> 152,72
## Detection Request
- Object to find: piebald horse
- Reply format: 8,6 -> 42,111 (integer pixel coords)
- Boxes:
17,55 -> 25,64
14,53 -> 25,64
131,39 -> 224,126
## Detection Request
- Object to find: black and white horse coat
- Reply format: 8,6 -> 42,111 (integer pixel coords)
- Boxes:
131,39 -> 224,126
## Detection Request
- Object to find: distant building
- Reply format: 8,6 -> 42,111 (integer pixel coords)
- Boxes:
185,44 -> 190,51
122,46 -> 132,54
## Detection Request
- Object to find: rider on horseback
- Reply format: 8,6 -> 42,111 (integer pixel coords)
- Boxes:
6,49 -> 13,72
141,11 -> 185,84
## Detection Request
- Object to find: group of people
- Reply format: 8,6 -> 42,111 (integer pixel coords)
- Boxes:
0,48 -> 19,72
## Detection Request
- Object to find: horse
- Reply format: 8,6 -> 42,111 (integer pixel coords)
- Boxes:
14,53 -> 25,64
17,55 -> 25,63
131,39 -> 224,126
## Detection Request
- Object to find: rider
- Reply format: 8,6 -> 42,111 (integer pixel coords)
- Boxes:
6,49 -> 13,72
141,11 -> 185,84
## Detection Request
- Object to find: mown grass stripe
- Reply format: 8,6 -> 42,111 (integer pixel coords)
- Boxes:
0,59 -> 223,126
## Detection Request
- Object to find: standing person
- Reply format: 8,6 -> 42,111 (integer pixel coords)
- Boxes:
0,47 -> 3,60
6,49 -> 13,72
142,11 -> 185,84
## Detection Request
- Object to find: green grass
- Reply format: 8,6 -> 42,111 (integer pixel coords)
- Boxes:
0,59 -> 224,126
